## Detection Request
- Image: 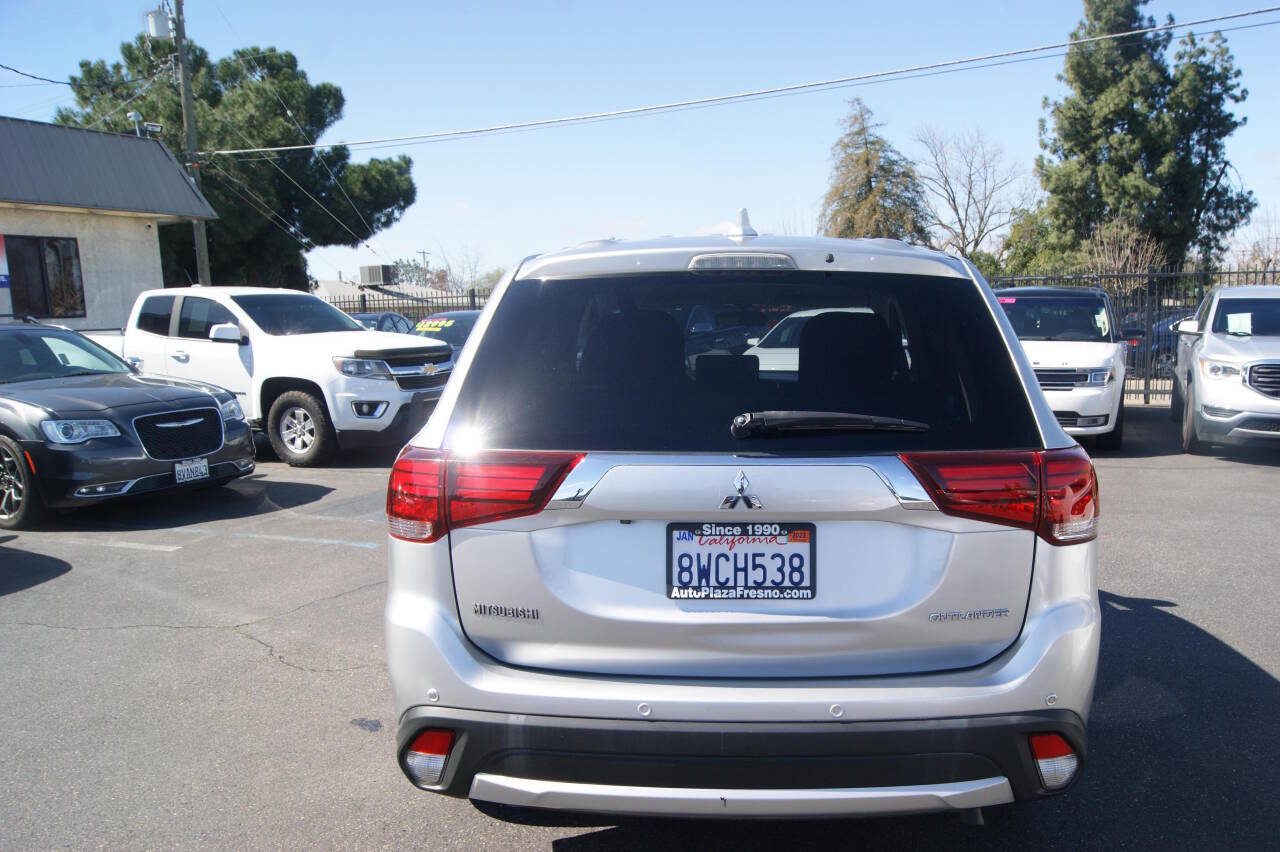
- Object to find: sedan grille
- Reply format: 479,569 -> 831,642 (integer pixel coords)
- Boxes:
1035,369 -> 1090,390
133,407 -> 223,460
1247,364 -> 1280,399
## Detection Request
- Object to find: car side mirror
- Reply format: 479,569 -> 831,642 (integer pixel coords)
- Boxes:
1176,319 -> 1200,335
210,322 -> 244,344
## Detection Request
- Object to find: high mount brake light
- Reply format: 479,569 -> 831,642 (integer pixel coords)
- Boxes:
900,446 -> 1098,544
387,448 -> 583,542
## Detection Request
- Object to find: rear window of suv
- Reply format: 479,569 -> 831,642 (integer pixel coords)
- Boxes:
447,271 -> 1041,454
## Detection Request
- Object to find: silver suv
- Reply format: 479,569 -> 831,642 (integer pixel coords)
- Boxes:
385,223 -> 1100,823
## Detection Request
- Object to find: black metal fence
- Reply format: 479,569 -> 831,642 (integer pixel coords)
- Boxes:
323,289 -> 491,323
990,269 -> 1280,403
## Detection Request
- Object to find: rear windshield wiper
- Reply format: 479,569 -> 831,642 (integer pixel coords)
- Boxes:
730,410 -> 929,439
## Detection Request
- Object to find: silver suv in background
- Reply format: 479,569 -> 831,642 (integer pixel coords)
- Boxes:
385,222 -> 1101,823
1174,285 -> 1280,453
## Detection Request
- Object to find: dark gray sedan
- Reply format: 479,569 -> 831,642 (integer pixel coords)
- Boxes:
0,319 -> 256,529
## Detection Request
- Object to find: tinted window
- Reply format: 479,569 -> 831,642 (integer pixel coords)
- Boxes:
137,295 -> 175,336
998,296 -> 1111,342
1211,297 -> 1280,336
0,329 -> 129,384
230,294 -> 362,335
447,272 -> 1040,454
414,313 -> 478,346
177,297 -> 237,339
4,235 -> 86,318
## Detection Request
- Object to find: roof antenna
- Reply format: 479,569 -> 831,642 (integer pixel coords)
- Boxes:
726,208 -> 757,240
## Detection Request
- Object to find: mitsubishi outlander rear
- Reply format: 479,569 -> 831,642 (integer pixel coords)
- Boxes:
385,223 -> 1100,823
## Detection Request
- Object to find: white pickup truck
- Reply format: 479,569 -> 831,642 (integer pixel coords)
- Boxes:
86,287 -> 452,466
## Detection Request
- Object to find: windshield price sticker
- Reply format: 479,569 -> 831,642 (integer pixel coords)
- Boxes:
666,522 -> 816,600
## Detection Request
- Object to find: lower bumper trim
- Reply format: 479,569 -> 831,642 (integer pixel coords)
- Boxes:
468,773 -> 1014,819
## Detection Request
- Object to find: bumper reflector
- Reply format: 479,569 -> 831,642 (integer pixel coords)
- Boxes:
1030,733 -> 1078,790
403,729 -> 454,786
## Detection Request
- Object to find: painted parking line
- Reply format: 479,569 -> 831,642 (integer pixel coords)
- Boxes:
229,532 -> 380,550
59,538 -> 183,553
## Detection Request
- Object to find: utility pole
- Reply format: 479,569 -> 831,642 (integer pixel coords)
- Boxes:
172,0 -> 212,285
417,250 -> 430,272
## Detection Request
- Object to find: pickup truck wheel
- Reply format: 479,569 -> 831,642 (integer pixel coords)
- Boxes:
267,392 -> 334,467
0,436 -> 46,530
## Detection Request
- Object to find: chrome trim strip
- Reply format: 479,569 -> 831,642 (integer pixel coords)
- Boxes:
545,454 -> 936,511
130,406 -> 225,462
468,774 -> 1013,818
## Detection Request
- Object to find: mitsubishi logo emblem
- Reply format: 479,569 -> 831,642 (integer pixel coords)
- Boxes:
722,469 -> 762,510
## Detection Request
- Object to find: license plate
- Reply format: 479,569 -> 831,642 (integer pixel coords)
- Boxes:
667,522 -> 816,600
174,457 -> 209,484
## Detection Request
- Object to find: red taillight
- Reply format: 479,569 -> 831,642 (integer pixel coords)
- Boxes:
1039,446 -> 1099,544
388,448 -> 582,542
388,447 -> 446,542
899,451 -> 1039,529
900,446 -> 1098,545
449,452 -> 583,527
402,728 -> 455,786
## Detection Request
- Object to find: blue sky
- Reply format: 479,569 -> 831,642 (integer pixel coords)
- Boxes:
3,1 -> 1278,278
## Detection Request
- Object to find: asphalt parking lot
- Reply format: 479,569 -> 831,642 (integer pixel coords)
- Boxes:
2,406 -> 1278,849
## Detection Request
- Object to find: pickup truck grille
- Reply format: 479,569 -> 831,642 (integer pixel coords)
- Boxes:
394,373 -> 449,391
1035,369 -> 1090,390
1247,364 -> 1280,398
133,407 -> 223,460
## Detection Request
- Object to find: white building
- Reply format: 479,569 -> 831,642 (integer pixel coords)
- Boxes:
0,116 -> 215,329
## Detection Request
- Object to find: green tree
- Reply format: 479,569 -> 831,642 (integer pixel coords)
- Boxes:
998,204 -> 1086,277
56,37 -> 415,289
819,99 -> 930,243
1037,0 -> 1254,267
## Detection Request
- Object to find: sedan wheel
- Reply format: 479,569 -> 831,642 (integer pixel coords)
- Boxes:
0,437 -> 45,530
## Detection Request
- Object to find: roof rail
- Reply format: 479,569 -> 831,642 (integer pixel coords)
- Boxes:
0,313 -> 43,324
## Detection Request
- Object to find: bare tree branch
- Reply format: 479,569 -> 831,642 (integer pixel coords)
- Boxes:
915,127 -> 1028,257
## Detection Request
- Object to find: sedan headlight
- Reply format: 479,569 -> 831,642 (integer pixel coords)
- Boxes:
40,419 -> 121,444
1086,368 -> 1114,386
218,396 -> 245,421
332,356 -> 393,380
1199,357 -> 1243,380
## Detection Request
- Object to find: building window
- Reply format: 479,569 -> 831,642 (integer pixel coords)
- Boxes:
5,235 -> 86,318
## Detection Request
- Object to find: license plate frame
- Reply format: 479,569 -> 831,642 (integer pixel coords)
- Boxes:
174,457 -> 210,484
666,521 -> 817,601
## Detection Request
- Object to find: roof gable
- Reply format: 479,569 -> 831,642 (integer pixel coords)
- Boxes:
0,116 -> 216,220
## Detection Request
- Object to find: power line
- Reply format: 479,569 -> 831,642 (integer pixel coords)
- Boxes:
214,4 -> 378,242
201,5 -> 1280,157
0,61 -> 159,95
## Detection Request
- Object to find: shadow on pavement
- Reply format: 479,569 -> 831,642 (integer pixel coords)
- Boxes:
1101,404 -> 1280,467
252,433 -> 400,471
47,475 -> 334,533
534,590 -> 1279,849
0,535 -> 71,597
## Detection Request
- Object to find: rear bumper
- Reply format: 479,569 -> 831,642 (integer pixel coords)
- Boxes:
397,706 -> 1085,815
